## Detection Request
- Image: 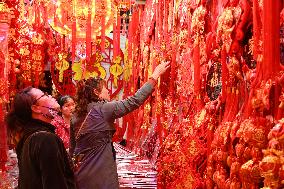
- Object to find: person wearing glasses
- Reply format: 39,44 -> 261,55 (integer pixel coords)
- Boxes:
5,87 -> 76,189
71,61 -> 170,189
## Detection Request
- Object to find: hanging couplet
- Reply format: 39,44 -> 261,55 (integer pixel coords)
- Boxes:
30,31 -> 45,87
206,62 -> 222,101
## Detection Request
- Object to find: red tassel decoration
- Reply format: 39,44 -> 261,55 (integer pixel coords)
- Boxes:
101,15 -> 106,52
54,4 -> 58,27
116,11 -> 121,57
221,47 -> 228,103
34,3 -> 40,29
86,0 -> 92,62
101,1 -> 106,52
170,48 -> 176,104
72,1 -> 77,64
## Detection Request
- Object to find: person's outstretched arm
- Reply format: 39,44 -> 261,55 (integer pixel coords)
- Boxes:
102,61 -> 170,120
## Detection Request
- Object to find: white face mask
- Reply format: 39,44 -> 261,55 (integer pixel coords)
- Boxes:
41,107 -> 61,120
49,108 -> 60,118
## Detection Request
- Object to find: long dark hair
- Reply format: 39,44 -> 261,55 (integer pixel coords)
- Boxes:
5,87 -> 35,142
75,77 -> 106,116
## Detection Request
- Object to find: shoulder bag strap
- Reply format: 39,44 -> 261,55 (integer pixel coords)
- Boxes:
75,110 -> 92,141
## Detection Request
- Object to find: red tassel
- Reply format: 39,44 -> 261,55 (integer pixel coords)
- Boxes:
43,6 -> 48,24
113,20 -> 117,58
72,13 -> 77,63
170,50 -> 176,103
34,4 -> 40,28
155,1 -> 159,48
0,106 -> 7,171
54,4 -> 58,27
263,0 -> 280,78
193,46 -> 201,94
253,0 -> 262,61
127,16 -> 133,62
101,14 -> 106,52
86,1 -> 92,64
221,47 -> 228,102
113,11 -> 120,59
116,12 -> 121,57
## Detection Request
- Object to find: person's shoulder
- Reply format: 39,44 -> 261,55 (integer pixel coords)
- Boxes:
100,101 -> 117,111
29,131 -> 60,143
28,131 -> 65,155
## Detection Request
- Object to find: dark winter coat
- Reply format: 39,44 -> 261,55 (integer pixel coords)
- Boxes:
16,119 -> 76,189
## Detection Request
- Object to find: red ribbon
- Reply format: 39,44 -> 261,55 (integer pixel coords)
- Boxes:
170,48 -> 176,104
86,1 -> 92,64
34,3 -> 40,29
0,107 -> 7,171
221,47 -> 228,103
54,4 -> 58,27
112,16 -> 117,59
101,14 -> 106,52
72,13 -> 76,64
116,12 -> 121,58
193,46 -> 201,94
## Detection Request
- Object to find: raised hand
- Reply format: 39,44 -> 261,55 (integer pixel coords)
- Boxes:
150,61 -> 171,80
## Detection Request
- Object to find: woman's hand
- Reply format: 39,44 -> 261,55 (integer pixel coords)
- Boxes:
150,61 -> 171,80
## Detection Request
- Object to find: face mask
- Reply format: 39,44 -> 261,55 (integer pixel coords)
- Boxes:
49,108 -> 60,118
41,107 -> 61,120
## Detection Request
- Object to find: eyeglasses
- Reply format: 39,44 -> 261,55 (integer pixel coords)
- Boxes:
33,92 -> 49,105
36,105 -> 61,113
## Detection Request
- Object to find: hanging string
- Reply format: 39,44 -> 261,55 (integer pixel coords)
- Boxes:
71,0 -> 77,64
86,0 -> 92,64
101,1 -> 106,52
